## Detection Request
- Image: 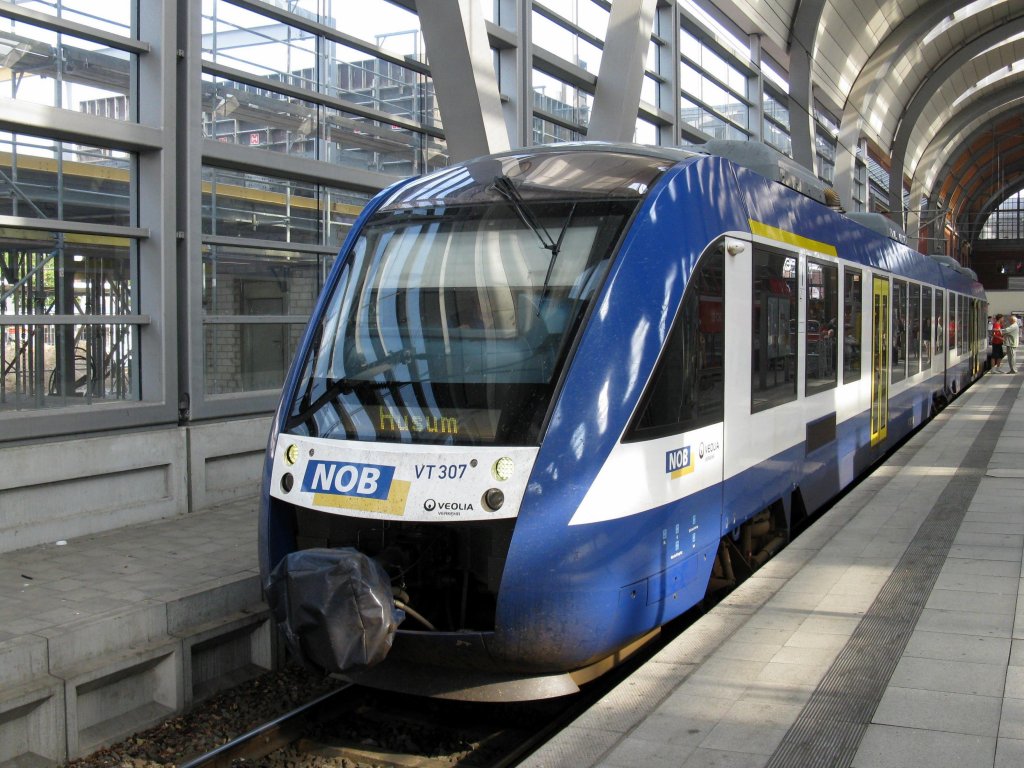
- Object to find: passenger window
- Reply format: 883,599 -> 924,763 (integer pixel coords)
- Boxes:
890,280 -> 907,383
752,247 -> 797,412
957,294 -> 966,353
935,290 -> 944,357
922,287 -> 932,370
805,259 -> 838,395
843,267 -> 862,384
908,283 -> 921,376
948,294 -> 956,352
624,248 -> 724,441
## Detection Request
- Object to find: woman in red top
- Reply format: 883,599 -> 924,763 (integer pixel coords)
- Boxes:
992,314 -> 1006,372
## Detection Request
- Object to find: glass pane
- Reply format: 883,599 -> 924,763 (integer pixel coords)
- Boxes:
891,280 -> 907,383
202,2 -> 317,84
806,260 -> 838,395
202,75 -> 319,159
1,231 -> 136,409
922,286 -> 932,369
0,134 -> 133,226
641,73 -> 658,105
843,268 -> 862,384
752,249 -> 797,411
908,283 -> 921,375
634,118 -> 657,145
532,115 -> 582,145
10,0 -> 132,37
0,18 -> 132,116
323,0 -> 422,58
532,69 -> 591,128
325,186 -> 370,248
324,44 -> 439,129
204,322 -> 300,394
202,167 -> 320,244
202,244 -> 323,317
1,321 -> 136,408
322,107 -> 432,176
532,11 -> 602,73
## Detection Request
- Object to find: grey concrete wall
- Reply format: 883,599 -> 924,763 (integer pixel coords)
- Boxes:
0,416 -> 272,555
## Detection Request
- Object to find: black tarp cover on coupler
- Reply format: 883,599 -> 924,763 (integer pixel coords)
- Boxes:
267,547 -> 404,672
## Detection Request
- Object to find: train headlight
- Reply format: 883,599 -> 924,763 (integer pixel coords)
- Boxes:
284,443 -> 299,465
281,473 -> 294,493
492,457 -> 514,481
483,488 -> 505,511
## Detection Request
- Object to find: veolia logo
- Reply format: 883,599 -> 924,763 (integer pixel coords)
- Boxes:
301,460 -> 395,500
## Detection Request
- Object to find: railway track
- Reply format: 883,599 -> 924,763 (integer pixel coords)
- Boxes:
177,681 -> 582,768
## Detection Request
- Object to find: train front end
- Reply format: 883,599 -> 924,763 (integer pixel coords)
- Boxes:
260,146 -> 685,699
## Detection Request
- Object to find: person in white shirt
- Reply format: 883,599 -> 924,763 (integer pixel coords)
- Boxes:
1004,313 -> 1020,373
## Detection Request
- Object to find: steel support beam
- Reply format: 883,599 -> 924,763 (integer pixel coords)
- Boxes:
415,0 -> 509,161
587,0 -> 656,142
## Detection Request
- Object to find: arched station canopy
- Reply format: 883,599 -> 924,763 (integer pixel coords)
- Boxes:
702,0 -> 1024,254
405,0 -> 1024,258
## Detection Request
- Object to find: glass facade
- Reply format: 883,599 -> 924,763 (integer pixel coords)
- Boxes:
0,0 -> 846,434
980,191 -> 1024,240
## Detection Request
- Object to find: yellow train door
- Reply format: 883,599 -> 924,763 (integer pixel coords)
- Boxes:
871,275 -> 889,447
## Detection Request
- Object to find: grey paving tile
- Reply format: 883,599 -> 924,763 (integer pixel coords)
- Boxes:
925,587 -> 1018,615
903,630 -> 1011,665
888,656 -> 1006,697
782,629 -> 850,652
948,544 -> 1022,562
519,725 -> 619,768
1001,695 -> 1024,740
996,737 -> 1024,768
933,570 -> 1019,595
598,736 -> 697,768
872,686 -> 1001,737
915,607 -> 1014,638
755,659 -> 831,688
630,701 -> 733,748
679,748 -> 769,768
853,723 -> 995,768
940,556 -> 1022,578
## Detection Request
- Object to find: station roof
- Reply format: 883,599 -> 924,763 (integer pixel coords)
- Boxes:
719,0 -> 1024,242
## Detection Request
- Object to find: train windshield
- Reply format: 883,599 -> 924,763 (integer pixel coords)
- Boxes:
284,149 -> 672,445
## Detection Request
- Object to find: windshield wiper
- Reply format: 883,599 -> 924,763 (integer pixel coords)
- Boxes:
285,348 -> 416,431
493,175 -> 563,257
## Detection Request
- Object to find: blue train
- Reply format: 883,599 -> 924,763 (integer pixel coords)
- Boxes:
259,141 -> 986,700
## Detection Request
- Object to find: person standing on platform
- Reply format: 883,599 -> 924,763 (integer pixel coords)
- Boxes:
991,314 -> 1006,373
1004,313 -> 1019,373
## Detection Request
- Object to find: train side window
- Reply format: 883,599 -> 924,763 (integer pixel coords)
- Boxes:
805,259 -> 838,395
623,248 -> 724,441
891,279 -> 907,384
959,294 -> 968,353
843,267 -> 862,384
935,290 -> 944,358
948,293 -> 957,352
908,283 -> 921,375
752,247 -> 797,412
922,286 -> 932,369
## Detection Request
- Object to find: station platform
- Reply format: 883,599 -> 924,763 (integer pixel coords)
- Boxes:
0,496 -> 271,765
524,371 -> 1024,768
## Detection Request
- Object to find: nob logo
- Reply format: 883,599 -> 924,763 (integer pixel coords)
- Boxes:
423,499 -> 437,511
302,460 -> 394,500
